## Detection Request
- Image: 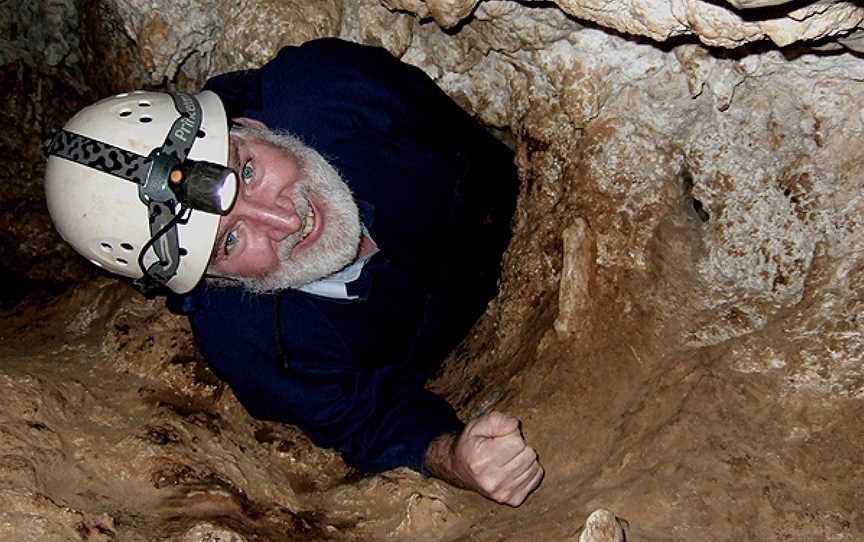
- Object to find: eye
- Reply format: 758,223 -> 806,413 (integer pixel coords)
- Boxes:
241,159 -> 254,184
224,230 -> 238,255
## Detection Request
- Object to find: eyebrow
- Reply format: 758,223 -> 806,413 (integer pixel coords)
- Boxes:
228,136 -> 241,171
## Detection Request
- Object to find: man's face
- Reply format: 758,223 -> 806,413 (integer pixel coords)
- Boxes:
208,125 -> 362,292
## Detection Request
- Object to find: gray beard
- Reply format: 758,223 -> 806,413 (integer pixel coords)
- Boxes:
219,127 -> 362,293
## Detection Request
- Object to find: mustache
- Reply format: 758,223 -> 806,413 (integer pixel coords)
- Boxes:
276,186 -> 311,258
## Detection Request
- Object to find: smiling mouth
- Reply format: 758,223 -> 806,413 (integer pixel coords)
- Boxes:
300,202 -> 316,241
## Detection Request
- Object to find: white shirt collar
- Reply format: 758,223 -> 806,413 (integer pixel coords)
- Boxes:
296,227 -> 379,300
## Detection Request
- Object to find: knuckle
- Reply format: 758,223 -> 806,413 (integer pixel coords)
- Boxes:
529,472 -> 544,491
503,488 -> 526,507
507,494 -> 526,507
479,476 -> 501,495
466,456 -> 488,476
528,470 -> 541,489
490,486 -> 511,502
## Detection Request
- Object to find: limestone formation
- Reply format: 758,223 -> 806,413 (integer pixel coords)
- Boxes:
387,0 -> 864,49
724,0 -> 796,8
577,509 -> 626,542
554,218 -> 597,340
73,0 -> 342,89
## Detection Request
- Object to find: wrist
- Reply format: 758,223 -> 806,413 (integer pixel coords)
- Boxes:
424,432 -> 467,488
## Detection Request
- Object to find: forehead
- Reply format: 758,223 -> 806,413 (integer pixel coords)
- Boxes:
230,126 -> 279,147
229,131 -> 297,162
228,132 -> 254,158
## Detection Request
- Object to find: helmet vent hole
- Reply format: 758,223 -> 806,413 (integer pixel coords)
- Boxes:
116,258 -> 129,266
120,242 -> 134,252
196,130 -> 206,139
139,116 -> 153,124
119,109 -> 132,117
100,242 -> 113,253
138,100 -> 151,107
179,248 -> 188,256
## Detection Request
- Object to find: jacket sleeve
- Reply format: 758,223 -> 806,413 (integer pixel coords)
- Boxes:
187,288 -> 464,474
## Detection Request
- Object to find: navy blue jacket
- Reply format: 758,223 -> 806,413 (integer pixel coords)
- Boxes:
171,39 -> 517,474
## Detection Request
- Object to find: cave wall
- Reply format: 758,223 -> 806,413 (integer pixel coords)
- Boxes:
384,0 -> 864,49
1,0 -> 863,540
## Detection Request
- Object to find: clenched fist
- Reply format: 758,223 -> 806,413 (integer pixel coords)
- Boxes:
425,411 -> 544,506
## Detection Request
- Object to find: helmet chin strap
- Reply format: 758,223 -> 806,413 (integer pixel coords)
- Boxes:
133,204 -> 191,296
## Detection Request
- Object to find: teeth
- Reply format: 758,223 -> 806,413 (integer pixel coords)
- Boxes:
301,204 -> 315,239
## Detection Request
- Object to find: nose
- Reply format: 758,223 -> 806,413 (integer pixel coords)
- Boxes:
238,197 -> 302,241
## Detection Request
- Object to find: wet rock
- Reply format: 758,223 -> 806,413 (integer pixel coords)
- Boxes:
79,0 -> 146,95
577,509 -> 626,542
0,490 -> 116,542
724,0 -> 795,7
0,58 -> 96,303
426,0 -> 481,28
554,218 -> 597,340
341,0 -> 415,56
83,0 -> 341,89
2,0 -> 80,67
181,522 -> 247,542
837,27 -> 864,53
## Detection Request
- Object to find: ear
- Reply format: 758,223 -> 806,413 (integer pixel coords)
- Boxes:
231,117 -> 268,131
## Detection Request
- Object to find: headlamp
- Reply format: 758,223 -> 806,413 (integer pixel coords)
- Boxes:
168,160 -> 238,215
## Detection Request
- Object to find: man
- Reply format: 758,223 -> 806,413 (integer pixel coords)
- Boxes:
45,38 -> 542,506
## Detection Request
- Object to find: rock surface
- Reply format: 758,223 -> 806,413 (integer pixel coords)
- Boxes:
1,0 -> 863,541
391,0 -> 864,49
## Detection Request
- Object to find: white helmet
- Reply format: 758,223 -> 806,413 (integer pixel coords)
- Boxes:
45,90 -> 238,294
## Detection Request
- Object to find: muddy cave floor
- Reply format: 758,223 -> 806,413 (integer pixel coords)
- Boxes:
0,268 -> 862,541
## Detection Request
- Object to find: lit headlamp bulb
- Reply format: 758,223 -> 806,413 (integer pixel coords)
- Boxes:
169,160 -> 238,215
215,170 -> 238,214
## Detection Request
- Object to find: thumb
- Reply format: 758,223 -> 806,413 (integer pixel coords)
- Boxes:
470,411 -> 520,439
